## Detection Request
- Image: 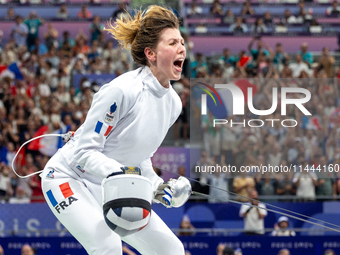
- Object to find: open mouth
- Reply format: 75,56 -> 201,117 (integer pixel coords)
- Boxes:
173,59 -> 184,71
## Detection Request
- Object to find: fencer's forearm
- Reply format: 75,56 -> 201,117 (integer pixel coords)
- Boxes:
142,170 -> 163,192
74,149 -> 124,178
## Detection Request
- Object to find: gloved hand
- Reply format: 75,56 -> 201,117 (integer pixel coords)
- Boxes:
153,177 -> 192,208
154,183 -> 173,208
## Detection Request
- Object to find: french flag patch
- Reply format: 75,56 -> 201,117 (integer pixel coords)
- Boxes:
95,121 -> 113,136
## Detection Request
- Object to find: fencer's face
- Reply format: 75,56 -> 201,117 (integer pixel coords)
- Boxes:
149,28 -> 186,87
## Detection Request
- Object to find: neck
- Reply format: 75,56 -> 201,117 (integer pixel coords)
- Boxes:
148,64 -> 169,88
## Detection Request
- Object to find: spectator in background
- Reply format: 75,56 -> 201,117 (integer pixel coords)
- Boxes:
45,61 -> 58,91
289,54 -> 309,78
256,172 -> 276,201
236,50 -> 251,69
30,38 -> 48,56
0,244 -> 3,255
11,15 -> 28,48
208,166 -> 229,203
219,48 -> 236,67
73,36 -> 89,56
229,17 -> 248,33
275,22 -> 287,33
302,129 -> 317,159
191,52 -> 208,78
195,23 -> 207,34
272,43 -> 289,71
250,18 -> 267,33
210,0 -> 223,15
217,244 -> 235,255
293,156 -> 318,200
248,37 -> 269,63
77,5 -> 92,19
2,44 -> 16,66
46,46 -> 60,68
278,249 -> 290,255
193,150 -> 213,197
90,15 -> 104,43
324,250 -> 336,255
263,11 -> 273,26
6,142 -> 16,167
21,244 -> 35,255
0,164 -> 13,199
240,0 -> 255,15
296,0 -> 312,22
44,23 -> 58,50
202,111 -> 221,160
309,19 -> 322,33
276,171 -> 295,199
24,11 -> 45,50
326,1 -> 340,15
298,42 -> 313,66
112,2 -> 128,21
271,216 -> 296,236
188,0 -> 202,15
234,248 -> 242,255
233,171 -> 255,201
282,9 -> 297,24
318,47 -> 335,78
178,215 -> 195,236
177,166 -> 186,177
102,40 -> 116,61
29,171 -> 44,203
9,186 -> 30,203
5,7 -> 15,20
56,4 -> 69,19
296,8 -> 313,24
316,155 -> 336,199
88,40 -> 100,63
59,31 -> 75,50
223,9 -> 234,24
239,189 -> 267,235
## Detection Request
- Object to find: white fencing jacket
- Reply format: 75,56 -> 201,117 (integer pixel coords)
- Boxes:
60,66 -> 182,191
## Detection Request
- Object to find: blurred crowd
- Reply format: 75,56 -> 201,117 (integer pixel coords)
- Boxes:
186,1 -> 340,203
189,0 -> 340,34
190,38 -> 340,201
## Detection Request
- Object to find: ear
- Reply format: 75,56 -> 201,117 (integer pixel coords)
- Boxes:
144,47 -> 156,63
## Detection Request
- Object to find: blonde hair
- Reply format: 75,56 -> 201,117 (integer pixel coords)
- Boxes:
105,5 -> 180,66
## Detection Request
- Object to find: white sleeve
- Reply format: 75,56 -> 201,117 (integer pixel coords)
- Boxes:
310,172 -> 317,181
73,85 -> 131,178
239,203 -> 251,217
258,203 -> 267,216
139,157 -> 164,192
292,173 -> 300,183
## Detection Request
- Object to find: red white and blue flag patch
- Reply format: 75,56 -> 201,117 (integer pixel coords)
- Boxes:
94,121 -> 113,136
46,182 -> 78,213
46,182 -> 74,207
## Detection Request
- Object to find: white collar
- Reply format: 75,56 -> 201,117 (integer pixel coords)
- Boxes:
140,66 -> 170,98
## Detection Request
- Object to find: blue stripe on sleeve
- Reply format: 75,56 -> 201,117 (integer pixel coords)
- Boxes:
95,121 -> 103,134
46,190 -> 58,207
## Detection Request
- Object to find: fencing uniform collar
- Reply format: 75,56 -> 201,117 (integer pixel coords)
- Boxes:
141,66 -> 170,98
